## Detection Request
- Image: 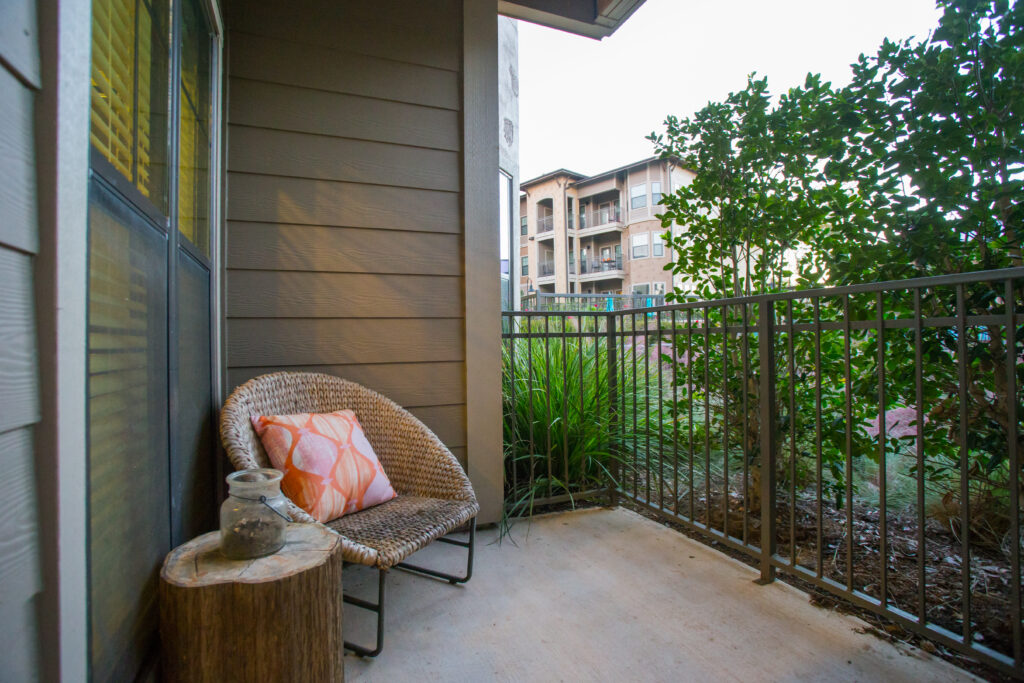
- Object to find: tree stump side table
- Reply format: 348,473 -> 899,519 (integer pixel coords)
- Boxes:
160,524 -> 343,683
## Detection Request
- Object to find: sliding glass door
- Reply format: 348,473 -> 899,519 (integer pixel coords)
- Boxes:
87,0 -> 219,678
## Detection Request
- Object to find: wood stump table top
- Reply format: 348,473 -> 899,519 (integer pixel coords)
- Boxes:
162,523 -> 339,587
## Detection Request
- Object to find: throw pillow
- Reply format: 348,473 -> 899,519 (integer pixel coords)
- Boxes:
251,409 -> 397,523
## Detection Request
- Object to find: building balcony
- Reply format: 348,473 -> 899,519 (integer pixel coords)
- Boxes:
575,212 -> 623,239
577,257 -> 624,281
537,215 -> 554,234
535,261 -> 556,286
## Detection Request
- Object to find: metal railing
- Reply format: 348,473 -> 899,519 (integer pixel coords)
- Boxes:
580,257 -> 623,274
521,291 -> 664,312
502,267 -> 1024,677
537,215 -> 554,233
538,261 -> 555,277
578,208 -> 621,229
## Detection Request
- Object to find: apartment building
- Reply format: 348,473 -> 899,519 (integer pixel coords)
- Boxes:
518,157 -> 693,301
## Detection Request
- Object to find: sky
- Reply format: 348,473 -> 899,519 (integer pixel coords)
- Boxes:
517,0 -> 943,181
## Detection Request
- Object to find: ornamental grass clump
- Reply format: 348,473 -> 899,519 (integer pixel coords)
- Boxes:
501,331 -> 670,518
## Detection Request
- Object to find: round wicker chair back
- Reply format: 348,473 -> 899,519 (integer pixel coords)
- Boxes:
220,371 -> 412,475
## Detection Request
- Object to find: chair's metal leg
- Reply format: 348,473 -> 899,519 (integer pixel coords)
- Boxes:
344,520 -> 476,657
343,568 -> 386,657
396,518 -> 476,585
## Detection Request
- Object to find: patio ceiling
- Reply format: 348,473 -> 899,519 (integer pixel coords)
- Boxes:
499,0 -> 646,39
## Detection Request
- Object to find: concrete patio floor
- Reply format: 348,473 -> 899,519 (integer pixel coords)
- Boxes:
344,506 -> 977,682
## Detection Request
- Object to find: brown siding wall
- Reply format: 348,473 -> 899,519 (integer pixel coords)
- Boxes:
0,5 -> 43,678
224,0 -> 467,458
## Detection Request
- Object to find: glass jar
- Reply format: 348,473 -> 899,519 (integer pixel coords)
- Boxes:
220,469 -> 290,560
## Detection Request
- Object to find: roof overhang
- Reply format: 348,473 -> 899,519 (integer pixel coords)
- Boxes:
499,0 -> 646,39
520,168 -> 587,189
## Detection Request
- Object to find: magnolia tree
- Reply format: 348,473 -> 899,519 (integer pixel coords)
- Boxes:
649,0 -> 1023,537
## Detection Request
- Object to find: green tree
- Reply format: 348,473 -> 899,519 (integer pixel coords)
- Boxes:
650,0 -> 1024,535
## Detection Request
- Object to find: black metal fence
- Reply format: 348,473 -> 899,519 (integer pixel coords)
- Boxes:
502,267 -> 1024,677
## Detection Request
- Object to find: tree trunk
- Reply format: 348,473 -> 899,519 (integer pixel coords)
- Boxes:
160,524 -> 343,682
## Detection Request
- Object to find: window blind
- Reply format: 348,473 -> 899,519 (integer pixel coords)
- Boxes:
90,0 -> 169,210
90,0 -> 135,180
178,0 -> 212,256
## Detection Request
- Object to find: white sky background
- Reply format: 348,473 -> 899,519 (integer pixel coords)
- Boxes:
517,0 -> 943,181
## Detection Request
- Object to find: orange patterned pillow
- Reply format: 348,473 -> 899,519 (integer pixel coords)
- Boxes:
250,410 -> 397,523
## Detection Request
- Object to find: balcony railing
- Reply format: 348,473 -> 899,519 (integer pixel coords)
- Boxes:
578,209 -> 621,230
580,257 -> 623,274
502,266 -> 1024,678
521,291 -> 666,312
537,215 -> 554,233
538,261 -> 555,277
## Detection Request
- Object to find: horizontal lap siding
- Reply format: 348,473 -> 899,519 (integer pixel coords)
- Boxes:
227,271 -> 462,318
226,223 -> 461,276
0,249 -> 40,433
225,0 -> 466,453
228,80 -> 460,151
225,0 -> 460,71
228,127 -> 460,192
227,361 -> 465,411
228,35 -> 459,110
227,318 -> 464,366
227,174 -> 460,232
0,27 -> 42,682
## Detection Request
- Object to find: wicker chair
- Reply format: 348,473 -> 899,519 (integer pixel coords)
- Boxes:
220,372 -> 479,657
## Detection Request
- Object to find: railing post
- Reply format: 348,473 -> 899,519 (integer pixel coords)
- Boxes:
607,312 -> 619,506
757,298 -> 777,584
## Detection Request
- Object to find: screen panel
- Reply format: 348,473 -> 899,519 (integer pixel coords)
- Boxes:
87,178 -> 170,681
171,249 -> 215,546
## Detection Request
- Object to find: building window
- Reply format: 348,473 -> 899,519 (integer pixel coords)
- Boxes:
652,281 -> 667,295
91,0 -> 171,214
178,0 -> 214,256
633,283 -> 651,295
651,181 -> 662,205
599,202 -> 611,225
520,215 -> 527,235
579,203 -> 587,229
630,184 -> 647,210
631,232 -> 649,259
567,197 -> 574,229
652,232 -> 665,257
521,256 -> 528,276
